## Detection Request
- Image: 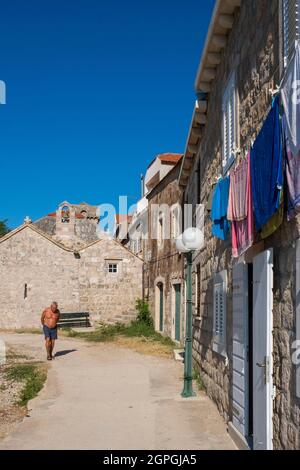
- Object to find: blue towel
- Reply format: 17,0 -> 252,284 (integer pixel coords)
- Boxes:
250,98 -> 283,231
211,176 -> 230,241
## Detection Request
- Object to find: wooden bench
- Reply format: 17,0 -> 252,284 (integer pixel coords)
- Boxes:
57,312 -> 90,329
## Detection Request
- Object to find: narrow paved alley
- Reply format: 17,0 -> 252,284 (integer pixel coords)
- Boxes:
0,333 -> 236,450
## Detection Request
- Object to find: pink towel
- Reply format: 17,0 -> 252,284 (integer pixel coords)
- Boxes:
227,157 -> 248,221
228,153 -> 253,258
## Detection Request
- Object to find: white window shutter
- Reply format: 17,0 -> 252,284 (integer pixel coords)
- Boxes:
229,83 -> 235,152
213,270 -> 227,357
283,0 -> 300,66
222,73 -> 236,173
223,102 -> 229,167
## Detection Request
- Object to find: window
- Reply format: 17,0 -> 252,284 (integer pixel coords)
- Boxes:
283,0 -> 300,67
171,204 -> 181,239
212,270 -> 227,357
158,213 -> 164,245
222,73 -> 238,173
108,263 -> 118,273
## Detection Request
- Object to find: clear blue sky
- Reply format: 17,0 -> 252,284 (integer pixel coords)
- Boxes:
0,0 -> 214,228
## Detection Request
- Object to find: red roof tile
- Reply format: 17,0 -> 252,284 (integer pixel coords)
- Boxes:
115,214 -> 133,224
157,153 -> 183,164
47,212 -> 84,219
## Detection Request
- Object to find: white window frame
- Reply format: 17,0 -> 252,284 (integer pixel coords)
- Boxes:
108,263 -> 118,273
283,0 -> 300,68
222,73 -> 238,174
212,270 -> 227,357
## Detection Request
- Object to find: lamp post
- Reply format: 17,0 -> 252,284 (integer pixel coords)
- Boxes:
176,227 -> 204,398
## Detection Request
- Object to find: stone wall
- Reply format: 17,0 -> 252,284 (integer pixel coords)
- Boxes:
34,215 -> 99,244
186,0 -> 300,449
33,216 -> 56,236
0,227 -> 142,329
146,163 -> 184,341
78,238 -> 143,323
75,219 -> 99,243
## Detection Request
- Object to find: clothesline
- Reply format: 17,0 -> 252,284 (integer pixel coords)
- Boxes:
210,42 -> 300,257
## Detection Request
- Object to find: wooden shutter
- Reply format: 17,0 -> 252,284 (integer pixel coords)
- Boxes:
296,239 -> 300,398
283,0 -> 300,66
253,249 -> 274,450
223,100 -> 229,167
213,270 -> 227,357
232,262 -> 249,438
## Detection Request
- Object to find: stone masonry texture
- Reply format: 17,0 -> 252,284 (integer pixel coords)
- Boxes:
0,227 -> 143,329
146,162 -> 184,343
185,0 -> 300,449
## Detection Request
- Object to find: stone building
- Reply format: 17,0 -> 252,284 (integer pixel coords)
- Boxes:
0,202 -> 143,329
178,0 -> 300,450
145,155 -> 184,343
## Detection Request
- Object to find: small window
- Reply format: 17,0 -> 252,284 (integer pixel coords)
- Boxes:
24,283 -> 28,299
212,270 -> 227,357
171,204 -> 181,239
158,213 -> 164,245
283,0 -> 300,67
222,73 -> 238,173
108,263 -> 118,273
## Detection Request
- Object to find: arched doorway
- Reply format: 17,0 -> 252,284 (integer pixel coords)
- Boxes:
155,282 -> 164,332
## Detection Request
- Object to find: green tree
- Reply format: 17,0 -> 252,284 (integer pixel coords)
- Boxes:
135,298 -> 153,327
0,220 -> 10,238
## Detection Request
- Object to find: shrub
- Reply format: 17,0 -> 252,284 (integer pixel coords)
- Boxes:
135,299 -> 153,327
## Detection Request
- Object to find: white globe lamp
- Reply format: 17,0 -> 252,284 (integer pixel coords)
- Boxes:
182,227 -> 204,251
175,234 -> 190,253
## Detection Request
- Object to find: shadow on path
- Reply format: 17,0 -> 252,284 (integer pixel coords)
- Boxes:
54,349 -> 77,357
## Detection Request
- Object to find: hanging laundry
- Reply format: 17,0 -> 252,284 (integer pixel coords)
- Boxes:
281,42 -> 300,220
227,152 -> 253,257
261,189 -> 284,239
250,97 -> 283,231
211,176 -> 230,241
227,157 -> 248,221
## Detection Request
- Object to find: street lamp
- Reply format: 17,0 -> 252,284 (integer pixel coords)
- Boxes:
176,227 -> 204,398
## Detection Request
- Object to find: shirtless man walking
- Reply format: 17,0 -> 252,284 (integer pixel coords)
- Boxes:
41,302 -> 60,360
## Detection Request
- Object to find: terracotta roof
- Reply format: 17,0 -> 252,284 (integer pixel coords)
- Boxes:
47,212 -> 84,219
157,153 -> 183,164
